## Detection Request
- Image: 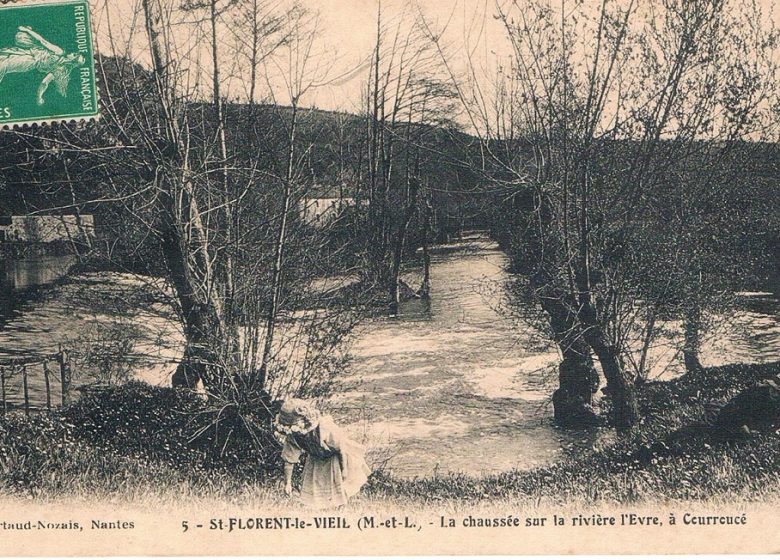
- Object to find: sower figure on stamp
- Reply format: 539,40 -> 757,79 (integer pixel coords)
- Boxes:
274,399 -> 371,509
0,26 -> 84,105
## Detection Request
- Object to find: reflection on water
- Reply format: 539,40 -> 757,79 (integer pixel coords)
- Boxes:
736,294 -> 780,362
0,255 -> 76,326
634,292 -> 780,381
0,254 -> 78,409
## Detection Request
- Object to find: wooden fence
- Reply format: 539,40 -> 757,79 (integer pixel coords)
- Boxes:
0,345 -> 71,415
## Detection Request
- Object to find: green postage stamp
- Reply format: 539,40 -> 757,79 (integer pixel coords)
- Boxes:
0,0 -> 99,127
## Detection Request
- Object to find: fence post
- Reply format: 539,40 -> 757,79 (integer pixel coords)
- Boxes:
43,360 -> 52,412
0,366 -> 5,415
58,345 -> 69,406
22,365 -> 29,416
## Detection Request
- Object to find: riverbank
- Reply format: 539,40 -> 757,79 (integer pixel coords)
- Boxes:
1,360 -> 779,508
2,239 -> 780,476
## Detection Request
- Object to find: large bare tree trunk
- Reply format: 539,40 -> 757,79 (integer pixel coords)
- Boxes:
575,159 -> 639,428
596,346 -> 639,429
528,187 -> 602,426
159,194 -> 224,389
143,0 -> 225,391
534,280 -> 600,426
579,301 -> 639,428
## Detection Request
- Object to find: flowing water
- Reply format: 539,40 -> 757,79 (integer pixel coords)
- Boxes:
0,255 -> 181,406
334,237 -> 780,478
1,242 -> 779,477
334,239 -> 609,477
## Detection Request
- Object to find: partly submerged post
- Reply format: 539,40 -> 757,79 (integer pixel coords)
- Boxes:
22,365 -> 29,416
0,366 -> 6,414
43,360 -> 52,411
58,345 -> 68,406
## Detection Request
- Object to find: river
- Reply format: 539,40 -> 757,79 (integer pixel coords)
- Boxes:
334,237 -> 780,477
1,241 -> 779,477
334,240 -> 608,477
1,254 -> 76,328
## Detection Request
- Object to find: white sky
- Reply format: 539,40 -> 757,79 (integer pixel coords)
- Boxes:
308,0 -> 512,112
90,0 -> 511,113
89,0 -> 780,141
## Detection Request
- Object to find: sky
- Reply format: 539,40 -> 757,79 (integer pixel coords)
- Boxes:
88,0 -> 780,140
90,0 -> 510,114
298,0 -> 509,112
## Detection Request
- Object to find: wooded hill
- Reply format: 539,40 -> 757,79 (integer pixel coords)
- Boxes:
0,57 -> 778,289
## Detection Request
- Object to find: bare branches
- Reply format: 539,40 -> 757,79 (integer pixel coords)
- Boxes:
415,0 -> 779,427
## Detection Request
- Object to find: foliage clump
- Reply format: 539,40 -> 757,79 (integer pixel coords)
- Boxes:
0,382 -> 282,496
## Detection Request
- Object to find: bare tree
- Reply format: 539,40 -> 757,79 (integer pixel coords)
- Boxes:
229,0 -> 290,106
256,5 -> 323,385
0,0 -> 367,421
422,0 -> 777,427
358,1 -> 457,309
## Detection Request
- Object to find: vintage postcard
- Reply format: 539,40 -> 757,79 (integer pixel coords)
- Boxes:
0,0 -> 779,556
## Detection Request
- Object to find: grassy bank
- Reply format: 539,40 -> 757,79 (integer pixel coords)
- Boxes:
1,362 -> 779,508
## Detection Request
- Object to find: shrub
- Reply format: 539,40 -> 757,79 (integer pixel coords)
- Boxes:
0,381 -> 284,496
62,382 -> 281,476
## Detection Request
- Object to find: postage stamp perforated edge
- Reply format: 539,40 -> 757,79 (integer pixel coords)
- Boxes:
0,112 -> 102,130
0,0 -> 101,129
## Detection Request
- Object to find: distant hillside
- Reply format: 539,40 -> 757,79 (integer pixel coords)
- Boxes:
0,71 -> 487,219
1,56 -> 778,263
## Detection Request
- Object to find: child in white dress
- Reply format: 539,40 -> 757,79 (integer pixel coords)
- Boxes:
275,399 -> 371,509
